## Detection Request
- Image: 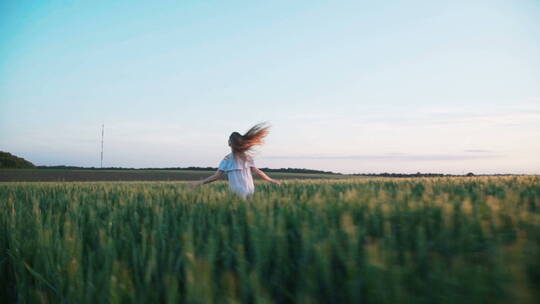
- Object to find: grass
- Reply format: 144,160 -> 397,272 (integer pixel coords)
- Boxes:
1,176 -> 539,303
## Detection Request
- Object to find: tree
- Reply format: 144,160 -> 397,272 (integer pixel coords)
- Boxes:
0,151 -> 35,168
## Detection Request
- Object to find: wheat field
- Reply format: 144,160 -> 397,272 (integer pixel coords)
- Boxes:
1,176 -> 539,303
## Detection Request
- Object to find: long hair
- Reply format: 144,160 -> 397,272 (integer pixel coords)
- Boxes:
229,122 -> 270,161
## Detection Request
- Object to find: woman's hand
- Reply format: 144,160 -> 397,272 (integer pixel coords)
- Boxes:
252,167 -> 281,185
188,181 -> 201,189
188,171 -> 224,190
271,179 -> 282,185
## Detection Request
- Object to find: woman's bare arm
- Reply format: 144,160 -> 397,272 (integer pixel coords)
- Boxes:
251,167 -> 281,185
189,170 -> 225,189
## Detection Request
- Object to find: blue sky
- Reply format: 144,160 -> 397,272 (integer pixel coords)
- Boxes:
1,0 -> 539,174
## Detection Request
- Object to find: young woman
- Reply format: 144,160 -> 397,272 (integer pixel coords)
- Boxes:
189,122 -> 281,199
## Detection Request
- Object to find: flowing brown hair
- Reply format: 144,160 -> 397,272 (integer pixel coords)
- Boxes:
229,122 -> 270,161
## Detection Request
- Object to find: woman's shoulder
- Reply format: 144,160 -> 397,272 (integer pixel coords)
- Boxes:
221,152 -> 254,167
218,153 -> 234,171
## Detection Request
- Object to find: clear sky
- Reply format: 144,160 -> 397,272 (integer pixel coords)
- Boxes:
1,0 -> 539,174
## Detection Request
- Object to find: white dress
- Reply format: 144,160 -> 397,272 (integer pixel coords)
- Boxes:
218,152 -> 256,199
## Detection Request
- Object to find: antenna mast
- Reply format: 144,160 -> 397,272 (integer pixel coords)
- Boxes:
100,124 -> 104,168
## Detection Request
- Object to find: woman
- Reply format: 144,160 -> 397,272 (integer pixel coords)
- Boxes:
189,122 -> 281,199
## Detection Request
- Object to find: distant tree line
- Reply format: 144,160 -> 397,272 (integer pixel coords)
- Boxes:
259,167 -> 339,174
0,151 -> 35,168
34,165 -> 339,175
351,172 -> 477,177
27,166 -> 525,177
3,151 -> 518,177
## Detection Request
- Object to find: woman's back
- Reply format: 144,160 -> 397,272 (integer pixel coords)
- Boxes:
218,152 -> 256,198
